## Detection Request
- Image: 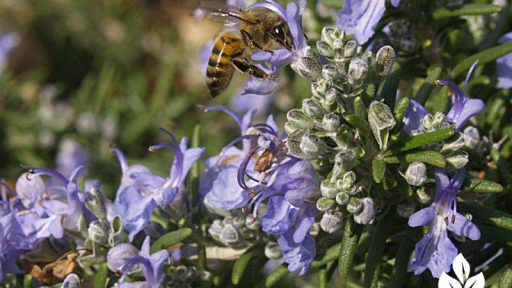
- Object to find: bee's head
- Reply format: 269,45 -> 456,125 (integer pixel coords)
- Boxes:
267,22 -> 295,51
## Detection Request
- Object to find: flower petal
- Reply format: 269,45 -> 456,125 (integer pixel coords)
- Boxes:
408,207 -> 435,227
336,0 -> 386,44
447,213 -> 481,240
403,99 -> 428,135
454,99 -> 485,131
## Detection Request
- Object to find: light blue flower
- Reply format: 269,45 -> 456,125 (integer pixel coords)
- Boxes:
497,32 -> 512,89
408,168 -> 480,278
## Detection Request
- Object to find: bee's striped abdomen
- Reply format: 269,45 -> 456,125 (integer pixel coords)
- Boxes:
206,32 -> 243,97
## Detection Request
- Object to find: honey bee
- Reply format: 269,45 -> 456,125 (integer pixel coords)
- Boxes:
204,6 -> 295,97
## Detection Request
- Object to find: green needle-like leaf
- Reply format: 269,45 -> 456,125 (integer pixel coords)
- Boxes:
364,219 -> 389,288
385,128 -> 454,156
462,177 -> 504,193
311,243 -> 341,268
384,150 -> 446,167
265,265 -> 288,288
339,218 -> 361,279
452,40 -> 512,77
150,228 -> 192,253
372,157 -> 386,184
232,251 -> 256,285
393,97 -> 410,124
459,203 -> 512,231
317,268 -> 328,288
433,4 -> 501,20
94,263 -> 109,288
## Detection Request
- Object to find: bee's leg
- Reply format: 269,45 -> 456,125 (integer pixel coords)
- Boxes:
240,30 -> 274,55
232,58 -> 277,80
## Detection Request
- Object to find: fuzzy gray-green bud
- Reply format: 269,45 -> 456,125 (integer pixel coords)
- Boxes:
317,197 -> 336,212
300,133 -> 327,157
85,188 -> 107,220
333,149 -> 357,177
348,58 -> 368,88
320,210 -> 344,233
245,215 -> 260,230
287,109 -> 314,130
336,192 -> 350,206
416,186 -> 432,204
346,198 -> 363,214
317,40 -> 335,58
404,162 -> 427,186
322,64 -> 342,81
397,198 -> 416,218
286,139 -> 306,158
343,40 -> 357,58
88,220 -> 110,244
302,98 -> 326,118
291,46 -> 322,81
322,113 -> 341,132
264,242 -> 282,260
337,171 -> 357,193
312,78 -> 332,98
321,180 -> 338,198
220,224 -> 240,246
324,88 -> 339,106
446,151 -> 469,169
321,27 -> 344,44
376,45 -> 395,76
368,101 -> 396,149
353,198 -> 375,225
463,126 -> 480,149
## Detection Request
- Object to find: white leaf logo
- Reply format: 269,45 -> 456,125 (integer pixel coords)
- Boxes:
438,254 -> 485,288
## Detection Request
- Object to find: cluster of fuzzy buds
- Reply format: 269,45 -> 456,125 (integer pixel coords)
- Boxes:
284,27 -> 397,233
165,265 -> 211,288
208,214 -> 259,247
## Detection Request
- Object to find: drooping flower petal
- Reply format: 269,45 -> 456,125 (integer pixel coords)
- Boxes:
497,32 -> 512,89
336,0 -> 386,44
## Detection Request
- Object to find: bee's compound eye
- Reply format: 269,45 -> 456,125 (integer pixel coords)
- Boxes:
273,25 -> 284,38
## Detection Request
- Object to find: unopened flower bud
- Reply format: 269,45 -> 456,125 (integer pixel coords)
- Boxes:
62,273 -> 80,288
321,113 -> 341,133
317,197 -> 336,212
233,216 -> 245,228
333,149 -> 357,177
321,27 -> 343,45
446,151 -> 469,169
320,210 -> 344,233
441,132 -> 465,153
336,192 -> 350,206
303,98 -> 326,118
317,40 -> 334,57
333,38 -> 345,52
376,45 -> 395,76
300,133 -> 327,158
107,243 -> 140,272
88,220 -> 110,244
208,219 -> 223,240
324,88 -> 338,106
109,216 -> 124,247
312,78 -> 332,98
322,64 -> 341,81
85,188 -> 107,220
353,198 -> 375,225
463,126 -> 480,149
348,58 -> 368,88
264,242 -> 282,260
286,139 -> 305,158
397,198 -> 415,218
245,215 -> 260,230
337,171 -> 357,193
220,224 -> 240,245
404,162 -> 427,186
344,40 -> 357,58
321,180 -> 338,198
346,198 -> 363,214
287,109 -> 314,129
416,186 -> 432,204
291,47 -> 322,81
368,101 -> 396,149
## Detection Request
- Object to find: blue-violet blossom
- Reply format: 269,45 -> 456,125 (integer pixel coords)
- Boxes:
408,168 -> 481,278
496,32 -> 512,89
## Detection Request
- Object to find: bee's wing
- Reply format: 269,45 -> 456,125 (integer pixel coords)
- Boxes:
196,1 -> 256,25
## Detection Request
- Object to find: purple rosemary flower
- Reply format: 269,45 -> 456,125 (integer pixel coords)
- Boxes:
496,32 -> 512,89
0,32 -> 19,70
199,106 -> 258,211
113,130 -> 204,240
117,236 -> 169,288
236,121 -> 319,275
408,168 -> 481,278
336,0 -> 400,45
403,62 -> 485,135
